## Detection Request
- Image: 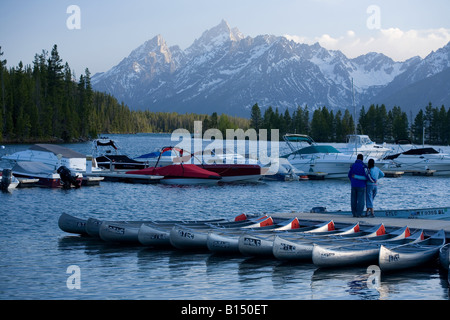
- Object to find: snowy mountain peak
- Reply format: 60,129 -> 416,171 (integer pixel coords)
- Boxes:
186,20 -> 244,56
92,22 -> 450,117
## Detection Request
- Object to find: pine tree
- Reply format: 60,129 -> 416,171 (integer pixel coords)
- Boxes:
250,103 -> 262,130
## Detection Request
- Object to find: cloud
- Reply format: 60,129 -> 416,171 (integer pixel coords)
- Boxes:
285,28 -> 450,61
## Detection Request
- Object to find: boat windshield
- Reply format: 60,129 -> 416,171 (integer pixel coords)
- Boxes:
281,145 -> 341,158
346,135 -> 373,146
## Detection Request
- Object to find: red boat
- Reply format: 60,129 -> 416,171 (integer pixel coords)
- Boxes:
198,163 -> 262,183
126,164 -> 221,185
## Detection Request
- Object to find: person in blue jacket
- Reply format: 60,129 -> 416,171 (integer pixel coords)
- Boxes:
348,154 -> 374,217
353,158 -> 385,217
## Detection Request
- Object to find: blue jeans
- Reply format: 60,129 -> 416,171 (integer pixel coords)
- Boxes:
351,187 -> 365,217
366,184 -> 377,209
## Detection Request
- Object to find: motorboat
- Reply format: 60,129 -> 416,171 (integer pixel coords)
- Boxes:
382,140 -> 450,175
92,139 -> 147,170
137,147 -> 262,183
339,135 -> 392,159
281,134 -> 357,179
125,163 -> 221,185
136,147 -> 259,166
11,161 -> 82,188
2,144 -> 87,172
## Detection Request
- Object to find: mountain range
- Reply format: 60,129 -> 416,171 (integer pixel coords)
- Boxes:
92,20 -> 450,118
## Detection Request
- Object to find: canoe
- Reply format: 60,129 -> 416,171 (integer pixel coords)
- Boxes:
97,214 -> 253,244
136,216 -> 242,247
272,223 -> 385,261
237,220 -> 336,257
99,220 -> 150,243
58,213 -> 88,235
59,212 -> 242,240
169,216 -> 280,250
312,227 -> 424,268
378,230 -> 447,272
207,219 -> 334,254
439,243 -> 450,271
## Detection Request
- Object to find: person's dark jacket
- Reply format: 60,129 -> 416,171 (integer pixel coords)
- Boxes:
348,159 -> 373,188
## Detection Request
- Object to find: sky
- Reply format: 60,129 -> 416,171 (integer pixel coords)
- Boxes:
1,0 -> 450,76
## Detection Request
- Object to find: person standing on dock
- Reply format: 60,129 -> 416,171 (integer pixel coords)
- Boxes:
348,154 -> 374,217
365,159 -> 385,217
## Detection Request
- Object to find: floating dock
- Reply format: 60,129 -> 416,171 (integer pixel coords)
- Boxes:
271,211 -> 450,240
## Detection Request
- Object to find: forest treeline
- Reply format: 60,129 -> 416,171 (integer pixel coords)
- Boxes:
1,45 -> 449,145
250,101 -> 450,145
0,45 -> 249,143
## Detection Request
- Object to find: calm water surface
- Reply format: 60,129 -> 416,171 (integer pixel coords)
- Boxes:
0,134 -> 449,300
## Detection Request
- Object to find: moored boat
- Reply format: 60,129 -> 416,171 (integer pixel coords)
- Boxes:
137,217 -> 236,247
93,139 -> 148,170
2,143 -> 88,172
312,227 -> 424,268
11,161 -> 82,188
237,220 -> 336,257
58,213 -> 89,235
281,134 -> 357,179
169,216 -> 277,250
126,164 -> 222,185
199,163 -> 262,183
383,140 -> 450,175
206,217 -> 312,254
273,223 -> 387,261
339,134 -> 391,159
378,230 -> 446,272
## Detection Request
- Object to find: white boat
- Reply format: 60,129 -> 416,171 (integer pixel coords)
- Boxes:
281,134 -> 357,179
383,140 -> 450,175
339,135 -> 392,159
2,144 -> 87,172
11,161 -> 82,188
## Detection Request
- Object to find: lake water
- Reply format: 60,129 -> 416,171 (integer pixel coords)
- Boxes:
0,133 -> 449,301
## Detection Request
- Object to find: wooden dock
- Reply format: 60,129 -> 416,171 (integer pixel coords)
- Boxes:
271,211 -> 450,240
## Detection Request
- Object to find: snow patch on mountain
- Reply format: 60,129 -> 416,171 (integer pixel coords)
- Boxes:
92,20 -> 450,117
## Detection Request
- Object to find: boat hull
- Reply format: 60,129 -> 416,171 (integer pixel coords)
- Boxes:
439,244 -> 450,271
379,245 -> 441,272
160,178 -> 219,185
58,213 -> 88,235
312,244 -> 381,268
98,221 -> 146,243
238,234 -> 276,256
138,224 -> 173,247
170,225 -> 210,250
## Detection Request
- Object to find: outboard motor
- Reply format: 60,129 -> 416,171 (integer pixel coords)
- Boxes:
1,168 -> 13,191
57,166 -> 81,189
